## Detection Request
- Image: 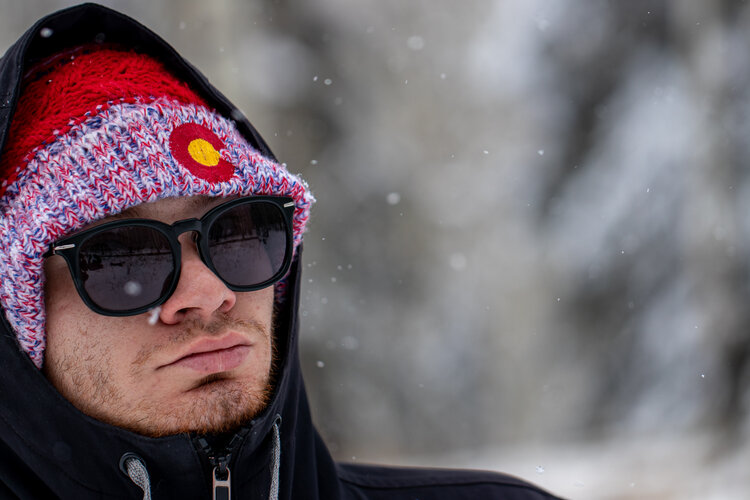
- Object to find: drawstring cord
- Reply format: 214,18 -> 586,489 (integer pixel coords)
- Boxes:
120,453 -> 152,500
270,417 -> 282,500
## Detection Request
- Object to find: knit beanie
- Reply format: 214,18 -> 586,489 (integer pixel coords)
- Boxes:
0,46 -> 314,368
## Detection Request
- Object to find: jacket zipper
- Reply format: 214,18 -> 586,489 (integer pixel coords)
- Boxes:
196,434 -> 244,500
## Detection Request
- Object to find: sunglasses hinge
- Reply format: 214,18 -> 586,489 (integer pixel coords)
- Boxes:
53,243 -> 76,253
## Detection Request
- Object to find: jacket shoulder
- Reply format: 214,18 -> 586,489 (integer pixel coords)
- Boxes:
336,462 -> 563,500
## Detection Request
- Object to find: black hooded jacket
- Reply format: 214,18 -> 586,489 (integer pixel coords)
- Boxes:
0,4 -> 562,499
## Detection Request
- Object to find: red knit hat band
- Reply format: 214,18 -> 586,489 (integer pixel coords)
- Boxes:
0,46 -> 207,194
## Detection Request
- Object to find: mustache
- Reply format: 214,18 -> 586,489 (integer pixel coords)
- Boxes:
131,313 -> 270,371
167,314 -> 264,341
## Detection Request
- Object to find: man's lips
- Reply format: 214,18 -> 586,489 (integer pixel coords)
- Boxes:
161,333 -> 252,374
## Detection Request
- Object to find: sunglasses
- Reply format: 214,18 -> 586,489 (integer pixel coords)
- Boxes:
45,196 -> 295,316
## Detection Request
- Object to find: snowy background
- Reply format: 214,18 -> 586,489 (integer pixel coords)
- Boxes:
3,1 -> 750,498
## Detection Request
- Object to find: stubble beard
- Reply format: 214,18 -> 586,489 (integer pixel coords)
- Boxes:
142,372 -> 274,438
45,313 -> 278,438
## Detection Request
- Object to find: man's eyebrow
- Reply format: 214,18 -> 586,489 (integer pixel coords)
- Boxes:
107,206 -> 143,219
106,204 -> 154,220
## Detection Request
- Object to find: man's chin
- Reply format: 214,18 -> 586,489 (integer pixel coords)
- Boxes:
114,378 -> 273,438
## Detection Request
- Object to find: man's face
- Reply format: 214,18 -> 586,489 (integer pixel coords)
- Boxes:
42,196 -> 276,437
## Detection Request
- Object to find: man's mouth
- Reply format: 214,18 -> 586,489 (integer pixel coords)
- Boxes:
163,333 -> 252,373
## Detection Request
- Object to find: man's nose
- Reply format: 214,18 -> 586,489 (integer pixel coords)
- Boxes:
158,232 -> 236,324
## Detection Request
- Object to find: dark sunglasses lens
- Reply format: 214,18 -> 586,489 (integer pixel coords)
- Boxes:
208,202 -> 288,287
79,226 -> 175,312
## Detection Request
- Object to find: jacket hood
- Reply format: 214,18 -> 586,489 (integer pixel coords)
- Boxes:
0,3 -> 338,499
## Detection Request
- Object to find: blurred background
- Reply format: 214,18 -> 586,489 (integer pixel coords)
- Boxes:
2,1 -> 749,498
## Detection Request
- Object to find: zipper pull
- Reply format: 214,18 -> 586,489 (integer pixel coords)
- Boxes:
212,464 -> 231,500
197,438 -> 233,500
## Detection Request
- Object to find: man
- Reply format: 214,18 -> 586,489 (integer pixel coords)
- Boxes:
0,4 -> 562,499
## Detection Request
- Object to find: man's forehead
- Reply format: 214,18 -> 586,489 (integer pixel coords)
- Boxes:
112,196 -> 224,220
84,196 -> 231,230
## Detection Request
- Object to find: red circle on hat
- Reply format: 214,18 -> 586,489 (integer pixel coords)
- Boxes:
169,123 -> 235,182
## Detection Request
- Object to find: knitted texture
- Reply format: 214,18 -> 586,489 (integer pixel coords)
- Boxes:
0,49 -> 314,367
0,46 -> 203,193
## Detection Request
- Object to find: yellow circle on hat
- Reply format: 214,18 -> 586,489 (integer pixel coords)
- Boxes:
187,138 -> 221,167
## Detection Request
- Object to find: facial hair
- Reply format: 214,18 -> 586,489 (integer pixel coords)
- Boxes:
45,312 -> 276,438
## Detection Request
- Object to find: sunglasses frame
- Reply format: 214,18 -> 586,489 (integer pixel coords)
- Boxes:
44,196 -> 296,317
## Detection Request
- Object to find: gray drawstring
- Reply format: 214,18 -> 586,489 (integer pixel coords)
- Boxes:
120,453 -> 152,500
269,417 -> 282,500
